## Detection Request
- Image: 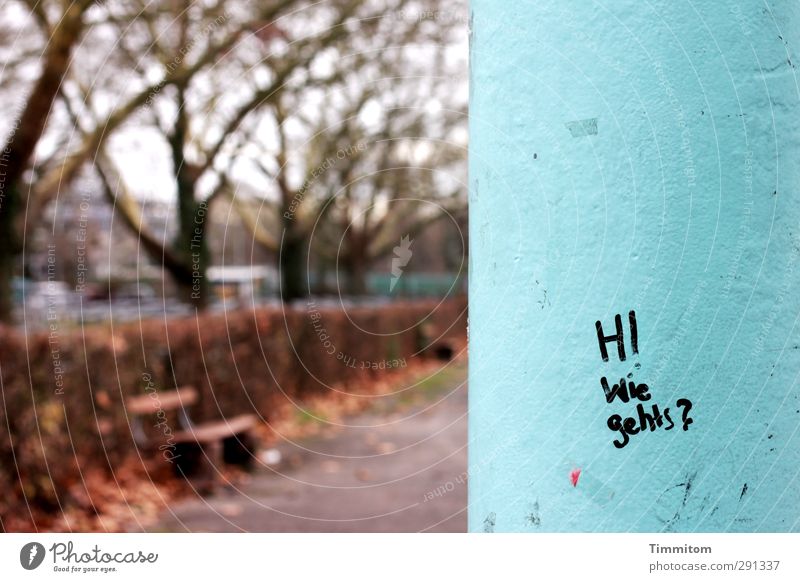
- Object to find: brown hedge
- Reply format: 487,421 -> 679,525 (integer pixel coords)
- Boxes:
0,297 -> 467,531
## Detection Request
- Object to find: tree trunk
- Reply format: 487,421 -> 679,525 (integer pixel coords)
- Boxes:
280,234 -> 307,302
172,193 -> 209,310
0,6 -> 84,193
169,89 -> 210,311
346,257 -> 368,296
172,264 -> 207,310
0,5 -> 85,322
0,185 -> 19,322
343,231 -> 369,296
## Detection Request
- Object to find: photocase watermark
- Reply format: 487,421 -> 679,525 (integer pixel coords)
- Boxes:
46,244 -> 65,395
424,435 -> 521,504
20,542 -> 46,570
0,104 -> 24,209
650,278 -> 708,385
308,300 -> 337,355
190,200 -> 208,301
144,12 -> 232,106
391,9 -> 468,23
20,540 -> 159,573
390,235 -> 413,292
731,3 -> 754,38
751,246 -> 797,359
423,470 -> 467,502
341,355 -> 407,370
141,373 -> 181,464
306,299 -> 408,370
653,60 -> 697,190
74,189 -> 92,293
284,142 -> 367,220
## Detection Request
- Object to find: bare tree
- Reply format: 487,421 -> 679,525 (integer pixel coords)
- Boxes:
0,0 -> 96,321
230,3 -> 467,298
0,0 -> 467,317
86,0 -> 377,308
0,0 -> 345,317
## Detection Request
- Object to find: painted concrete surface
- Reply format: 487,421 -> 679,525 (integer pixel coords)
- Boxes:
469,1 -> 800,531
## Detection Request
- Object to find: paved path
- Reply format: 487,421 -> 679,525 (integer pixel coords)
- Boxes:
152,363 -> 467,532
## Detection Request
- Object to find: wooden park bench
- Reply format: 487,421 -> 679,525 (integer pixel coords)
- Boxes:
125,386 -> 257,484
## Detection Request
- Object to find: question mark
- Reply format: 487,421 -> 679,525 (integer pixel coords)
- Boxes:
676,398 -> 694,431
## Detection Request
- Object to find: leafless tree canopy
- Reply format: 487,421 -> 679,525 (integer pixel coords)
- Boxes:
0,0 -> 467,318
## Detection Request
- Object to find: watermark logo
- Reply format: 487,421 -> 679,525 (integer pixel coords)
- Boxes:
20,542 -> 46,570
390,235 -> 413,291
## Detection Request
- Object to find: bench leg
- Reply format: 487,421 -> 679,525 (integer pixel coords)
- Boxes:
222,431 -> 255,469
200,440 -> 223,493
173,440 -> 223,494
171,433 -> 256,493
173,442 -> 203,477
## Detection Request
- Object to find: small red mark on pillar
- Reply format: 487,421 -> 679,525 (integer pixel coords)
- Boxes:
570,468 -> 582,487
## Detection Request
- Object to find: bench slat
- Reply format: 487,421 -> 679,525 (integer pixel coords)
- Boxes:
172,414 -> 258,444
125,386 -> 199,415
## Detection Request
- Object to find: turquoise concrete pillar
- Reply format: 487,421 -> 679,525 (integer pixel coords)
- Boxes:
469,1 -> 800,532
